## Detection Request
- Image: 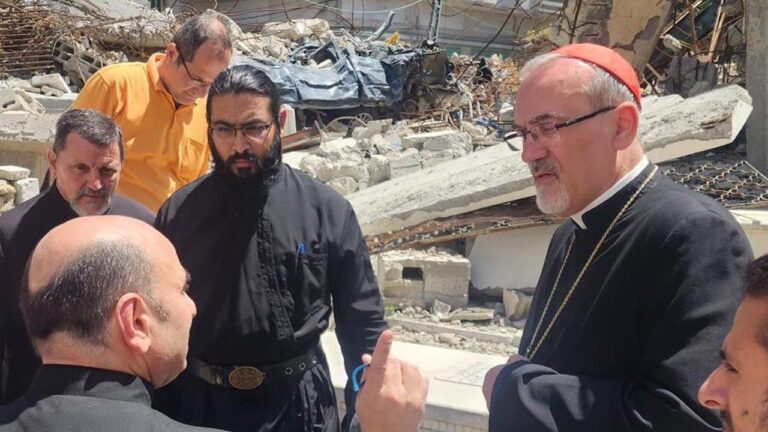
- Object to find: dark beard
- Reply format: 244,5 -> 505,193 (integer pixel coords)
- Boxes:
210,133 -> 283,189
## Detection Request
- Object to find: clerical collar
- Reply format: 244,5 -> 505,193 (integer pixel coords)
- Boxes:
571,156 -> 649,230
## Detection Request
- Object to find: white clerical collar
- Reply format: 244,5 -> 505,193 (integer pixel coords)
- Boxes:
571,156 -> 650,230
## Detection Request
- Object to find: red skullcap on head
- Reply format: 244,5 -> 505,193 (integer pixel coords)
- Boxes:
553,43 -> 642,107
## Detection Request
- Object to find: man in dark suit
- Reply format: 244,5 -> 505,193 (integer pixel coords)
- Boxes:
0,215 -> 427,432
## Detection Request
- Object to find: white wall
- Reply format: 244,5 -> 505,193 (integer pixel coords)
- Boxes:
469,224 -> 559,291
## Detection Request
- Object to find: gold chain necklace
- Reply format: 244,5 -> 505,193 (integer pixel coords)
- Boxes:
525,166 -> 658,360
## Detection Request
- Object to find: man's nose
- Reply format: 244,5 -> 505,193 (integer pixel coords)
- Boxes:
698,367 -> 727,411
521,133 -> 546,163
86,172 -> 103,190
232,130 -> 250,153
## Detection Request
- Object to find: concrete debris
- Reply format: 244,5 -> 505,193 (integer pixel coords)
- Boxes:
0,90 -> 46,114
0,113 -> 59,181
0,165 -> 31,181
430,299 -> 452,318
503,289 -> 533,321
327,176 -> 359,196
367,155 -> 391,185
374,248 -> 470,309
349,85 -> 753,236
14,177 -> 39,204
53,39 -> 128,88
262,19 -> 333,43
30,74 -> 71,94
665,56 -> 719,97
445,308 -> 495,322
0,180 -> 15,212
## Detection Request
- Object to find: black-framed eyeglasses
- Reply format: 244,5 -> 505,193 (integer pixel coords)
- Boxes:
503,106 -> 617,151
179,54 -> 214,88
209,120 -> 276,142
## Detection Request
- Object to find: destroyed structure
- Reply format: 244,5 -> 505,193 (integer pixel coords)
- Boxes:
0,0 -> 763,356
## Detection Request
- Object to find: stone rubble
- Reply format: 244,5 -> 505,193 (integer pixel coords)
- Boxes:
0,165 -> 39,211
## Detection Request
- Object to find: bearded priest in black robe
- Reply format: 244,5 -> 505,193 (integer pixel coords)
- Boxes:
153,65 -> 386,432
483,43 -> 751,431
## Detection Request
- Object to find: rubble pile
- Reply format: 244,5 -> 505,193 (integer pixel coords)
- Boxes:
0,73 -> 77,114
0,166 -> 40,212
287,118 -> 497,196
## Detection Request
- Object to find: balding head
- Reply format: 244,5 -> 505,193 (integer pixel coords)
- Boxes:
22,216 -> 196,387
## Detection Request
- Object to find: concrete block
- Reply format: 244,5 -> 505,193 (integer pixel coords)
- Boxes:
0,179 -> 15,212
40,85 -> 64,97
379,249 -> 470,308
283,150 -> 309,169
14,177 -> 39,204
352,122 -> 383,141
30,73 -> 71,94
366,154 -> 390,185
421,149 -> 464,168
422,131 -> 472,153
370,133 -> 400,156
499,102 -> 514,123
503,289 -> 533,321
315,138 -> 361,160
388,148 -> 421,178
401,130 -> 458,150
327,176 -> 358,196
0,165 -> 30,181
0,78 -> 33,91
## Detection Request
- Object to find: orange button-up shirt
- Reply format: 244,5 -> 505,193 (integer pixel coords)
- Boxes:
72,53 -> 211,212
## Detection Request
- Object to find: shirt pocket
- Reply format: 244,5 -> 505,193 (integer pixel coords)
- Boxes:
179,137 -> 209,182
281,252 -> 329,324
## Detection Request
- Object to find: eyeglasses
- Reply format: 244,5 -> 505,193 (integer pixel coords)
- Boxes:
504,106 -> 617,151
179,54 -> 214,88
209,121 -> 276,142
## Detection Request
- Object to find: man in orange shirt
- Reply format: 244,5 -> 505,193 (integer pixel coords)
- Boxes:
72,15 -> 232,212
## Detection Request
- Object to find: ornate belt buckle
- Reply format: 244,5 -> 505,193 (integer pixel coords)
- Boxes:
228,366 -> 265,390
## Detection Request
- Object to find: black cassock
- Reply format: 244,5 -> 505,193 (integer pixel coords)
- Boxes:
0,185 -> 153,404
490,164 -> 752,431
153,164 -> 387,432
0,365 -> 220,431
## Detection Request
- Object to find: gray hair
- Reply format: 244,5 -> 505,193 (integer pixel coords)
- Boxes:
173,15 -> 232,65
53,109 -> 125,160
520,52 -> 640,111
21,238 -> 167,346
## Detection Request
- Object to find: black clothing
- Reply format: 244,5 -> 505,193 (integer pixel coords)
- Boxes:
154,165 -> 387,431
0,185 -> 154,403
489,164 -> 752,431
0,365 -> 220,431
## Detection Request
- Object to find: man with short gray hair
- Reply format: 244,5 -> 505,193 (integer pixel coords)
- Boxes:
0,109 -> 153,404
72,14 -> 232,212
482,43 -> 751,431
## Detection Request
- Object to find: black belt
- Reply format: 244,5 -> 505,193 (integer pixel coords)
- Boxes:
186,346 -> 324,390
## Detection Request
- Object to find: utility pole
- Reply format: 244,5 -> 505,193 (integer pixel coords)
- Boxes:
747,0 -> 768,174
427,0 -> 443,43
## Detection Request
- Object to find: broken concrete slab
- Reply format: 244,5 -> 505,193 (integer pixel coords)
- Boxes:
0,165 -> 30,181
422,131 -> 472,153
420,149 -> 465,168
642,94 -> 684,113
14,177 -> 39,204
0,90 -> 45,114
388,148 -> 422,178
40,86 -> 65,97
402,130 -> 459,151
350,85 -> 753,236
315,138 -> 361,160
0,180 -> 15,212
445,308 -> 494,322
370,133 -> 400,156
641,85 -> 753,162
31,73 -> 71,94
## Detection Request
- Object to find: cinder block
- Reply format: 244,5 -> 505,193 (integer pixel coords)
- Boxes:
14,177 -> 39,204
0,165 -> 30,181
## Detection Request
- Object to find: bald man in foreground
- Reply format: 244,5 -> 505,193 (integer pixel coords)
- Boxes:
0,216 -> 427,431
